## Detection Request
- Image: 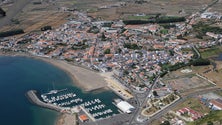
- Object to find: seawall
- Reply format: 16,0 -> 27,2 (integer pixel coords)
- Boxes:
26,90 -> 64,112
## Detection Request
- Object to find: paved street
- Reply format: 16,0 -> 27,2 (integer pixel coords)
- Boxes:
81,113 -> 132,125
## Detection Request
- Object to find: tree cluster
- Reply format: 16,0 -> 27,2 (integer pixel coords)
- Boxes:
124,43 -> 142,50
123,16 -> 185,25
0,29 -> 24,37
41,26 -> 52,31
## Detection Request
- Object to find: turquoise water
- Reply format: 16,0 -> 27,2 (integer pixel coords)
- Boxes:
0,56 -> 119,125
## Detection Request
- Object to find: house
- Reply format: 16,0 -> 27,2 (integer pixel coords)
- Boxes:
176,107 -> 203,121
206,32 -> 220,39
79,114 -> 89,122
209,99 -> 222,110
176,108 -> 189,115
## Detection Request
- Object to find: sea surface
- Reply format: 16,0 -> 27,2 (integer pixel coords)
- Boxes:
0,56 -> 119,125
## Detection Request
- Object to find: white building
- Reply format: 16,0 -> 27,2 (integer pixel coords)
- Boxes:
209,99 -> 222,110
116,100 -> 135,113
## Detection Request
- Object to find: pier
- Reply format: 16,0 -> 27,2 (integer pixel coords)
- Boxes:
79,105 -> 96,122
26,90 -> 66,112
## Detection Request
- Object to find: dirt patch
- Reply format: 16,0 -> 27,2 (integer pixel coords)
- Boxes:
191,61 -> 222,88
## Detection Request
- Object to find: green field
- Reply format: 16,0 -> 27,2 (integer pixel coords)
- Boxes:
215,90 -> 222,97
174,98 -> 210,114
200,46 -> 222,59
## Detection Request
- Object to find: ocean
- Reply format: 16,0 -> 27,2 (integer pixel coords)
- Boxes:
0,56 -> 119,125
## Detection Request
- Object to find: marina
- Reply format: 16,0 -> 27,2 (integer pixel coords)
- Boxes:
28,88 -> 120,122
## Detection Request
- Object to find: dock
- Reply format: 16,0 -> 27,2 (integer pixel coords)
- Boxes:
79,105 -> 96,122
26,90 -> 66,112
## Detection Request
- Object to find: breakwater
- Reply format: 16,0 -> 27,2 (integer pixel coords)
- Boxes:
26,90 -> 65,112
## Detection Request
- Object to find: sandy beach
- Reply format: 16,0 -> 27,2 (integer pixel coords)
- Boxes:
42,58 -> 108,92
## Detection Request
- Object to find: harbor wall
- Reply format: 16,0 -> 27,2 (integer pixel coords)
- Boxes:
26,90 -> 64,112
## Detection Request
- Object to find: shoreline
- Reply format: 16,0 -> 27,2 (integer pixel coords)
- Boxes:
56,113 -> 77,125
0,52 -> 110,125
0,52 -> 108,92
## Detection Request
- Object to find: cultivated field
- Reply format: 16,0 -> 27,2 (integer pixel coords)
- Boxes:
1,0 -> 221,32
0,0 -> 71,32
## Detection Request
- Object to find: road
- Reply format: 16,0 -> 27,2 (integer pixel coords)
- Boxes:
0,0 -> 32,28
192,45 -> 201,59
199,0 -> 219,13
128,76 -> 160,125
146,87 -> 221,124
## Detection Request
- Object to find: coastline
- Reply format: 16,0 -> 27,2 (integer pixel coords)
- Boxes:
0,52 -> 108,92
0,52 -> 110,125
56,113 -> 77,125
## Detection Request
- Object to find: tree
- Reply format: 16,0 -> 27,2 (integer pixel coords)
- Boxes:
160,120 -> 170,125
153,91 -> 158,96
104,48 -> 111,54
41,26 -> 52,31
101,32 -> 106,41
169,50 -> 174,56
207,121 -> 214,125
0,29 -> 24,37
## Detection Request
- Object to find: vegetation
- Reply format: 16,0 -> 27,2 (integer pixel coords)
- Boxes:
207,121 -> 214,125
17,39 -> 32,44
160,120 -> 170,125
160,29 -> 168,35
0,7 -> 6,16
188,111 -> 222,125
102,22 -> 113,27
190,58 -> 210,66
160,57 -> 210,77
72,42 -> 89,50
156,16 -> 185,23
169,49 -> 174,56
160,46 -> 211,77
126,15 -> 154,20
215,90 -> 222,97
153,91 -> 158,96
123,16 -> 185,25
88,26 -> 99,34
64,58 -> 74,62
174,98 -> 210,114
200,46 -> 222,59
11,18 -> 20,24
33,2 -> 42,4
101,32 -> 106,41
161,24 -> 176,29
124,43 -> 142,50
0,29 -> 24,37
193,22 -> 222,38
104,48 -> 111,54
41,26 -> 52,31
40,46 -> 55,54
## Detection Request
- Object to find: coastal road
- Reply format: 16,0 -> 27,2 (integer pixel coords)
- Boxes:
0,0 -> 32,28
